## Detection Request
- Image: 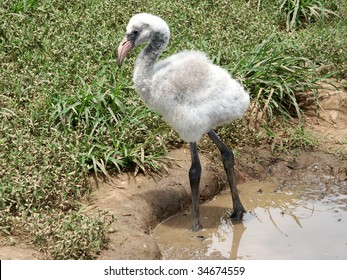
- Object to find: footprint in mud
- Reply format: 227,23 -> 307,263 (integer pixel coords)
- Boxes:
153,180 -> 347,260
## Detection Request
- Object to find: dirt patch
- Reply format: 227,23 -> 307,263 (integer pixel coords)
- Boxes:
0,243 -> 44,260
304,80 -> 347,152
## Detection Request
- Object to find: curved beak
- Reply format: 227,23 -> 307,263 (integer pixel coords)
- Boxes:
117,37 -> 134,67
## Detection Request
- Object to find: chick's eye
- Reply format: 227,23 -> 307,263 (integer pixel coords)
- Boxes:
133,30 -> 139,35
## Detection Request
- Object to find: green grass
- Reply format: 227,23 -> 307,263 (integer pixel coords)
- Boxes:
280,0 -> 339,31
9,0 -> 39,13
0,0 -> 346,259
50,67 -> 170,175
229,34 -> 321,121
289,19 -> 347,79
261,122 -> 319,153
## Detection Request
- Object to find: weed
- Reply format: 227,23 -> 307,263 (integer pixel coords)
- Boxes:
286,123 -> 318,149
261,121 -> 318,153
230,34 -> 321,121
24,210 -> 114,259
19,0 -> 37,11
289,19 -> 347,79
280,0 -> 339,31
49,69 -> 170,175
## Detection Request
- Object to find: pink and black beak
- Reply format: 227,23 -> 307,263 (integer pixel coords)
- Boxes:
117,37 -> 134,67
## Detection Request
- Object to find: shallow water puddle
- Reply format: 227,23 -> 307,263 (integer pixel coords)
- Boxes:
153,180 -> 347,259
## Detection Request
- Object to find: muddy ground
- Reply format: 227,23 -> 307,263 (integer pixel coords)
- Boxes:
0,81 -> 346,260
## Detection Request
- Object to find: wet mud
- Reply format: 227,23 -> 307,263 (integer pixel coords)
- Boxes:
153,154 -> 347,259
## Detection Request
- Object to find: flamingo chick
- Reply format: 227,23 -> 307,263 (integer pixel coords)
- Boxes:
117,13 -> 250,231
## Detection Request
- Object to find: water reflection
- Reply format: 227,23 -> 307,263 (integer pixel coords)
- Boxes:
205,218 -> 247,259
153,180 -> 347,260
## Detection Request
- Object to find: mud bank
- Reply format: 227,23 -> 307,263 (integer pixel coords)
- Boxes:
1,145 -> 345,260
95,146 -> 346,259
93,148 -> 228,259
